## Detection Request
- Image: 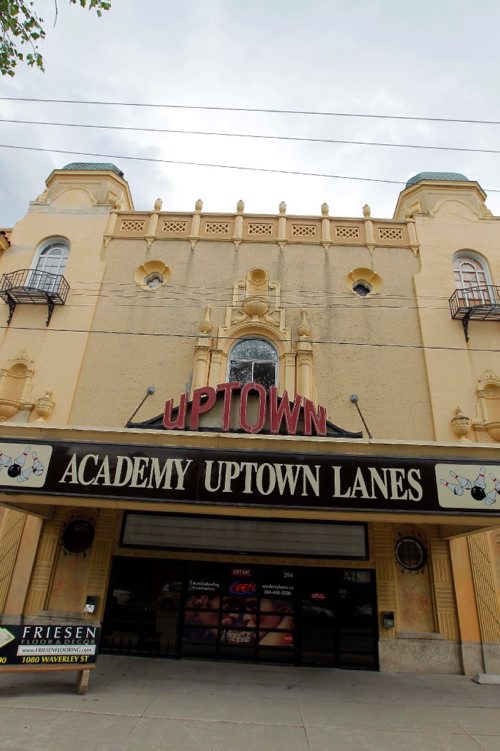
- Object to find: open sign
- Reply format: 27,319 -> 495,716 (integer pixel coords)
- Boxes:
229,581 -> 257,595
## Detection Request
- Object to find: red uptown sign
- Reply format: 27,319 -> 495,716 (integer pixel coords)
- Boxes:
163,383 -> 328,436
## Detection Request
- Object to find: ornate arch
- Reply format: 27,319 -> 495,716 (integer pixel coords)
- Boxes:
0,351 -> 35,422
473,369 -> 500,441
190,268 -> 315,399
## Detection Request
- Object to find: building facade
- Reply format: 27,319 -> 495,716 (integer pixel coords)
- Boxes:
0,164 -> 499,675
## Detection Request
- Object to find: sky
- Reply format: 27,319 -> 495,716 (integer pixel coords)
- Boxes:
1,0 -> 500,226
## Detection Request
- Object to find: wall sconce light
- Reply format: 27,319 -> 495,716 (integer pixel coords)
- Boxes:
85,596 -> 99,614
382,611 -> 395,629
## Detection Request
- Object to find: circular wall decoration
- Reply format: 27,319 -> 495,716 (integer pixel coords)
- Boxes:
395,536 -> 427,572
62,519 -> 95,555
345,268 -> 382,296
134,260 -> 170,290
248,267 -> 268,287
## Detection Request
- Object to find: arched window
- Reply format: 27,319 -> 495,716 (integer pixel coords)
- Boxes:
453,252 -> 492,306
29,239 -> 70,293
35,240 -> 70,276
228,338 -> 278,388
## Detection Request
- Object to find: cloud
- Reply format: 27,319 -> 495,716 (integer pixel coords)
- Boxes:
1,0 -> 500,226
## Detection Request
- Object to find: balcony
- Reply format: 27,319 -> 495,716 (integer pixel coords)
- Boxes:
0,269 -> 70,325
449,285 -> 500,341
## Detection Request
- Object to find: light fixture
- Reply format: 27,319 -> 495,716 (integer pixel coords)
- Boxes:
382,611 -> 395,629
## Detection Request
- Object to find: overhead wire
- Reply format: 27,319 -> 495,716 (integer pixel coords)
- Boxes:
0,322 -> 494,353
0,117 -> 499,156
1,142 -> 500,191
1,96 -> 500,126
0,143 -> 409,187
2,98 -> 500,194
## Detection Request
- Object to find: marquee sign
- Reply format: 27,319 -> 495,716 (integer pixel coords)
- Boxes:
163,384 -> 329,435
0,438 -> 499,516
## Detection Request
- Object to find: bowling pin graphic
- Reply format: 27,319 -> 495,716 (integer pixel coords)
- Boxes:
15,446 -> 30,467
484,490 -> 497,506
471,467 -> 486,501
449,470 -> 472,490
440,479 -> 465,496
17,467 -> 32,483
489,474 -> 500,495
31,451 -> 44,477
0,451 -> 12,469
7,446 -> 31,478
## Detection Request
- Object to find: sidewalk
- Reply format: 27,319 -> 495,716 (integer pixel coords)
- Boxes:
1,656 -> 500,750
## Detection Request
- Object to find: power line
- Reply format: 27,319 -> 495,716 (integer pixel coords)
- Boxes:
1,117 -> 499,156
0,322 -> 495,353
0,143 -> 407,186
3,142 -> 500,191
1,96 -> 500,126
61,300 -> 452,312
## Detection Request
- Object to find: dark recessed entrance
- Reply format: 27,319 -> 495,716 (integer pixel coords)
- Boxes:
101,557 -> 378,669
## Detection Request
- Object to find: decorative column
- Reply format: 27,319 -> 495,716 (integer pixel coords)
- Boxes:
233,199 -> 244,249
103,206 -> 119,248
321,202 -> 331,251
23,510 -> 64,616
146,198 -> 162,248
192,306 -> 213,392
405,209 -> 419,256
363,204 -> 375,255
189,199 -> 203,249
278,201 -> 287,250
0,510 -> 26,613
296,309 -> 313,399
428,527 -> 460,642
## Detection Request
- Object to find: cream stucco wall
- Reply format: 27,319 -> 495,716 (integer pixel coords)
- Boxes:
0,169 -> 131,425
68,234 -> 434,440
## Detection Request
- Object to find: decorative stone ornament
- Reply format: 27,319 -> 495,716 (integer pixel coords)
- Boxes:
346,268 -> 382,296
195,198 -> 203,212
236,199 -> 245,213
451,406 -> 472,440
279,201 -> 286,215
242,297 -> 270,317
34,390 -> 55,422
321,202 -> 329,216
298,309 -> 312,338
154,198 -> 163,211
199,305 -> 213,334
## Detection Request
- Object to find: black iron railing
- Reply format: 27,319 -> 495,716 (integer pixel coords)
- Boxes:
449,285 -> 500,341
0,268 -> 70,325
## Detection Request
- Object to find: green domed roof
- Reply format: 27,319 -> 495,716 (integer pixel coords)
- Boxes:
405,171 -> 469,188
62,162 -> 124,177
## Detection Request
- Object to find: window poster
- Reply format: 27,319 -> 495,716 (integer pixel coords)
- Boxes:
182,566 -> 295,649
183,577 -> 222,644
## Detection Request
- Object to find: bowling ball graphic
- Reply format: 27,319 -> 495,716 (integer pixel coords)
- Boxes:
7,463 -> 21,478
471,486 -> 486,501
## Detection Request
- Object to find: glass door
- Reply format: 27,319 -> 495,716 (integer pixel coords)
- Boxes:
299,573 -> 336,666
336,570 -> 378,670
298,568 -> 378,669
101,557 -> 184,658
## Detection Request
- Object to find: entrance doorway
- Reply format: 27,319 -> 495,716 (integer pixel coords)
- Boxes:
101,558 -> 378,669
